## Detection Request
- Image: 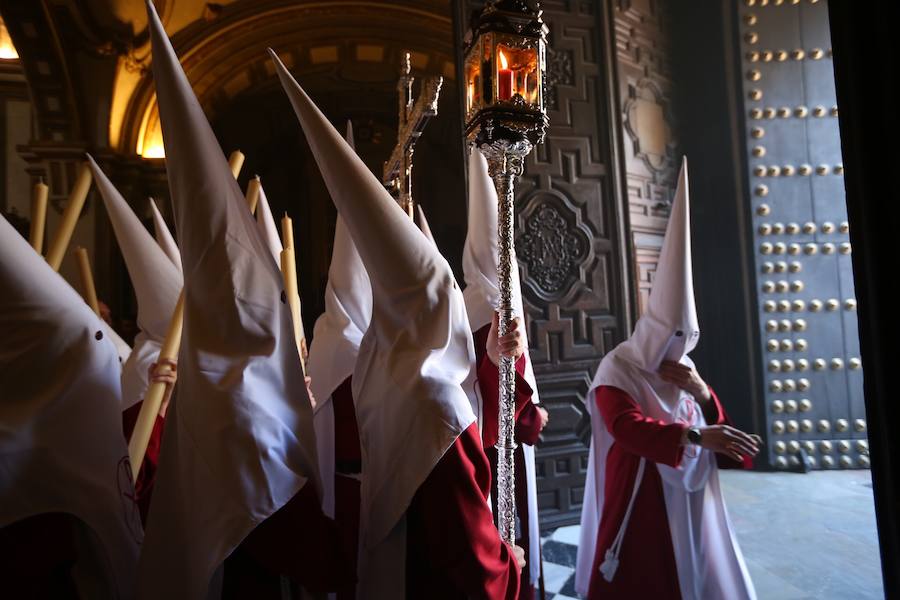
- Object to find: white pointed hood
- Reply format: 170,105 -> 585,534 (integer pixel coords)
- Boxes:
308,121 -> 372,405
148,197 -> 182,270
611,158 -> 699,377
137,4 -> 318,598
0,213 -> 141,598
272,50 -> 476,595
103,320 -> 133,366
462,149 -> 501,331
461,146 -> 542,583
308,121 -> 372,519
590,157 -> 699,404
87,156 -> 183,410
254,179 -> 283,265
576,158 -> 756,599
89,155 -> 183,344
415,204 -> 436,244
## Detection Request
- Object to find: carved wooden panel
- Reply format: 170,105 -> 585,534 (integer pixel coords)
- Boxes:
614,0 -> 680,300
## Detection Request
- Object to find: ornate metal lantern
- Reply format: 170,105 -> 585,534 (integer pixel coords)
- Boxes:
464,0 -> 548,147
463,0 -> 549,548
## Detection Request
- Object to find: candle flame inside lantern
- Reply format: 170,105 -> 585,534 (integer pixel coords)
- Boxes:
499,49 -> 509,69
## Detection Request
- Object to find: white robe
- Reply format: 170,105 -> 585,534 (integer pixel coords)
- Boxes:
576,158 -> 756,599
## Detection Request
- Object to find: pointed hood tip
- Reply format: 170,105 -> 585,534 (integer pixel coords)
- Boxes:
345,120 -> 354,148
274,58 -> 446,297
89,159 -> 181,345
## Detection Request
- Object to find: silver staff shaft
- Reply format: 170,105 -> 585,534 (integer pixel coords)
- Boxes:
481,138 -> 532,546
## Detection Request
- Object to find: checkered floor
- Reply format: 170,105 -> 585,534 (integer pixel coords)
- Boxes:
539,525 -> 582,600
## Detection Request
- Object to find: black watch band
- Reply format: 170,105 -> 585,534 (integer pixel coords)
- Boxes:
687,427 -> 702,445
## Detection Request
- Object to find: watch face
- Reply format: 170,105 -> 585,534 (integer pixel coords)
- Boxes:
688,428 -> 701,444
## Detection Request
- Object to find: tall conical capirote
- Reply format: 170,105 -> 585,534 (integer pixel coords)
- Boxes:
137,4 -> 319,597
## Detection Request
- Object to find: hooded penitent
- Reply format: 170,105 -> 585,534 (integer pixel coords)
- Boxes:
88,156 -> 183,410
254,179 -> 284,265
148,197 -> 181,270
574,158 -> 756,600
461,147 -> 543,585
0,213 -> 142,598
272,49 -> 476,597
136,3 -> 319,597
308,121 -> 373,515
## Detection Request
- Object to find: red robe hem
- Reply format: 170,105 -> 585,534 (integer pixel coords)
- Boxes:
406,423 -> 521,599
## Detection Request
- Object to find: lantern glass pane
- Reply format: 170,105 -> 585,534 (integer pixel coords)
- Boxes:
466,60 -> 482,115
495,44 -> 539,105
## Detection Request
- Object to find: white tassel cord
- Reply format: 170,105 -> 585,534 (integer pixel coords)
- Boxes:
599,457 -> 646,582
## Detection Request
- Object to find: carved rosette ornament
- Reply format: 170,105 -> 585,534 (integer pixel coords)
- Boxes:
516,202 -> 589,298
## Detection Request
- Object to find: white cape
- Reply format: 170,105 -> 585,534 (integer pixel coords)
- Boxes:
575,159 -> 755,599
0,213 -> 141,598
273,52 -> 477,598
137,3 -> 319,597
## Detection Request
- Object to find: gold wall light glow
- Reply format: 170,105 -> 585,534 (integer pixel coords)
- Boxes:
0,19 -> 20,60
136,97 -> 165,159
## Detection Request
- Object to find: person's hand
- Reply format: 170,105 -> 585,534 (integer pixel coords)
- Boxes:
512,544 -> 526,573
690,424 -> 760,462
304,375 -> 316,410
149,359 -> 177,418
659,360 -> 711,402
300,337 -> 309,364
537,406 -> 549,431
98,300 -> 112,325
487,313 -> 525,367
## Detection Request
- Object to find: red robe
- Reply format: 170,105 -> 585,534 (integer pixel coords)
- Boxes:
406,422 -> 521,599
122,401 -> 166,525
123,402 -> 351,595
0,513 -> 80,598
223,483 -> 352,597
0,403 -> 161,596
473,323 -> 542,600
587,385 -> 747,600
331,376 -> 362,600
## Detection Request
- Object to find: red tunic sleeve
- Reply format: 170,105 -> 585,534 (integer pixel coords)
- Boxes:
702,386 -> 755,470
514,401 -> 542,446
235,483 -> 354,593
595,386 -> 686,468
406,423 -> 520,600
473,324 -> 536,449
122,401 -> 166,524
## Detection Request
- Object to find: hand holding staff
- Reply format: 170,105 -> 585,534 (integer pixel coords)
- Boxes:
128,292 -> 185,477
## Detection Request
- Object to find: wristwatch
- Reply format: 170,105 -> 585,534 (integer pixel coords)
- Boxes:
686,427 -> 702,445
